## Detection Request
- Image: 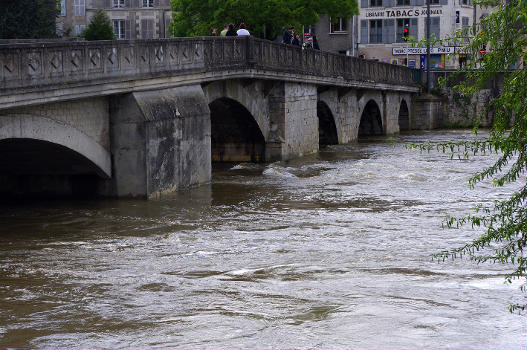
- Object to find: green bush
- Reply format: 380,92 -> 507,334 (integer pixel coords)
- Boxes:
81,9 -> 116,41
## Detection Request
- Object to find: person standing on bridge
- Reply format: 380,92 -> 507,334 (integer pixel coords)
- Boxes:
220,24 -> 228,36
226,24 -> 237,36
282,26 -> 294,44
236,23 -> 250,36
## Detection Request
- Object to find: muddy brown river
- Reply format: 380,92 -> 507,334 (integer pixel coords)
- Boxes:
0,130 -> 525,349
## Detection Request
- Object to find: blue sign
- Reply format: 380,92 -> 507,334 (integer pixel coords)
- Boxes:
456,10 -> 460,23
420,55 -> 426,69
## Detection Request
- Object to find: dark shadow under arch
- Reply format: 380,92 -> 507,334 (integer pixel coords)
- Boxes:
359,100 -> 383,137
317,101 -> 339,146
0,139 -> 103,198
398,99 -> 410,131
209,97 -> 266,163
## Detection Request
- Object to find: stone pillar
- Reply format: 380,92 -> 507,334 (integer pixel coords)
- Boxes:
413,94 -> 444,130
109,85 -> 210,198
319,88 -> 357,144
267,82 -> 318,161
383,91 -> 402,135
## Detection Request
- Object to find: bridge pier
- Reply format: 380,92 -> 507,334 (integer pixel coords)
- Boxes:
267,82 -> 319,161
109,86 -> 210,199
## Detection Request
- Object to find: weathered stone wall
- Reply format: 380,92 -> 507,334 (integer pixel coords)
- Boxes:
413,95 -> 443,129
282,83 -> 319,159
109,85 -> 210,198
0,97 -> 110,150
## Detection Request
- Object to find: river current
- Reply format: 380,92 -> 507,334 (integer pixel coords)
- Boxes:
0,130 -> 525,349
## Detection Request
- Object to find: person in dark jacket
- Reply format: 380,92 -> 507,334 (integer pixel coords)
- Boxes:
282,26 -> 294,44
225,23 -> 237,36
291,33 -> 301,46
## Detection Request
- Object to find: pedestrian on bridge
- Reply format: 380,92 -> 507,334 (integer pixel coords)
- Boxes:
237,23 -> 250,36
226,24 -> 237,36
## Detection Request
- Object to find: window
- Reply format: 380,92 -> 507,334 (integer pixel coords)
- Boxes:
75,24 -> 86,35
430,0 -> 440,4
369,20 -> 382,43
74,0 -> 85,16
396,18 -> 410,42
330,17 -> 347,33
141,19 -> 154,38
113,20 -> 125,39
143,0 -> 154,7
461,0 -> 468,4
60,0 -> 66,16
370,0 -> 383,7
113,0 -> 125,8
396,0 -> 410,5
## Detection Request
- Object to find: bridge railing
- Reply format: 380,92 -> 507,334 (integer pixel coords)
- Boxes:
0,36 -> 416,92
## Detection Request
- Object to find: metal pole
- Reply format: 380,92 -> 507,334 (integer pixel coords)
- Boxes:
426,0 -> 431,93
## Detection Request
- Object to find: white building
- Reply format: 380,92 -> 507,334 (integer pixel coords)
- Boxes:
356,0 -> 486,68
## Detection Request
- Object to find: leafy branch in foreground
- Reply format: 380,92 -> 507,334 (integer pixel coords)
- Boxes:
407,0 -> 526,313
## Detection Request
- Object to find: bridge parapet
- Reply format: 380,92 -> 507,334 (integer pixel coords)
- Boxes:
0,36 -> 416,94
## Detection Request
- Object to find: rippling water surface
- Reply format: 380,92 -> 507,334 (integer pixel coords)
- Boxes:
0,130 -> 525,349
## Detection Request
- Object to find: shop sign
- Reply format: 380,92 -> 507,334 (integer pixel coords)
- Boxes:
392,46 -> 456,55
365,7 -> 443,19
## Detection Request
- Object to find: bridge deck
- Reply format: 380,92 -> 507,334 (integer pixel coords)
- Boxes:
0,37 -> 419,110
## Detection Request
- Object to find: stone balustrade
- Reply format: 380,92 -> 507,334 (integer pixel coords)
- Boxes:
0,36 -> 416,93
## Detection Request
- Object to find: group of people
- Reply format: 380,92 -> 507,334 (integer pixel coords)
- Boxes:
210,23 -> 250,37
209,23 -> 319,50
282,26 -> 319,50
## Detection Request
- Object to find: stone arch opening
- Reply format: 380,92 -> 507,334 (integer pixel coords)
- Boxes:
209,97 -> 266,163
359,100 -> 383,137
317,101 -> 339,146
398,99 -> 410,131
0,139 -> 105,198
0,114 -> 111,198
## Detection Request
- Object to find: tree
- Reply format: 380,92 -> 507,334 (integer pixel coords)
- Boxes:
169,0 -> 358,40
411,0 -> 526,312
0,0 -> 58,39
81,9 -> 116,41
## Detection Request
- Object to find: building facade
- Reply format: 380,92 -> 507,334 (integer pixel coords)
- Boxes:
311,15 -> 355,55
58,0 -> 172,40
356,0 -> 479,68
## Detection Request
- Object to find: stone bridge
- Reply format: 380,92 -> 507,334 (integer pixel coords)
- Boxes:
0,36 -> 421,198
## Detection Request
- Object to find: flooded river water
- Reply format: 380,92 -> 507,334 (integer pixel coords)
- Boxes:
0,130 -> 524,349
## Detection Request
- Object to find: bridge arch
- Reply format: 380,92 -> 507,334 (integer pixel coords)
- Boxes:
203,80 -> 270,141
358,100 -> 383,137
0,114 -> 111,178
398,98 -> 410,131
208,98 -> 266,162
317,100 -> 339,145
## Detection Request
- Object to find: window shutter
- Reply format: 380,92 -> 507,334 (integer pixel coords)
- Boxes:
125,20 -> 131,39
409,18 -> 418,38
382,19 -> 395,43
361,0 -> 368,7
154,0 -> 160,7
383,0 -> 394,7
440,0 -> 448,4
414,0 -> 424,5
104,0 -> 111,8
360,20 -> 368,43
431,17 -> 440,38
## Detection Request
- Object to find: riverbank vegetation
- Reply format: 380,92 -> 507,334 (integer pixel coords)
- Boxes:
410,0 -> 526,312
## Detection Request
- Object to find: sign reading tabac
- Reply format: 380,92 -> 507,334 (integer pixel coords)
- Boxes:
365,7 -> 443,19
